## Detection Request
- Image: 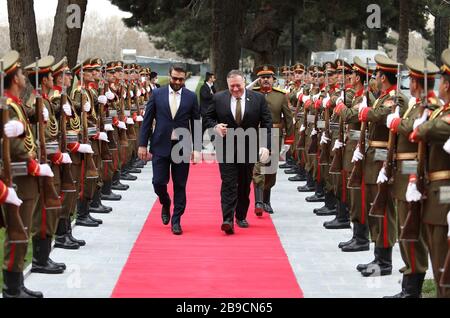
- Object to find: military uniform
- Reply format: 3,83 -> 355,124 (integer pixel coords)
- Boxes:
252,65 -> 293,215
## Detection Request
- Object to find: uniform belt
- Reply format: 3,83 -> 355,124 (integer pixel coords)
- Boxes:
395,153 -> 418,161
273,124 -> 283,128
428,170 -> 450,182
368,141 -> 388,148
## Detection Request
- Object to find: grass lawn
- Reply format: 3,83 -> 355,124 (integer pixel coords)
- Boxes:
195,77 -> 205,98
157,76 -> 169,87
422,279 -> 438,298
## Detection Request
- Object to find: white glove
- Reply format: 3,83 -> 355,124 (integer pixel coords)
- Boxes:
104,124 -> 114,132
406,182 -> 422,202
299,124 -> 306,133
61,153 -> 72,164
444,137 -> 450,154
302,95 -> 310,103
352,147 -> 364,163
106,91 -> 115,100
62,103 -> 72,117
136,90 -> 142,97
135,115 -> 144,122
311,129 -> 318,136
5,187 -> 22,207
336,91 -> 345,105
413,111 -> 428,130
322,95 -> 331,108
333,140 -> 344,151
386,106 -> 400,129
118,121 -> 127,130
123,92 -> 127,99
376,167 -> 388,184
358,96 -> 368,114
78,144 -> 94,154
4,120 -> 25,138
320,133 -> 331,145
259,147 -> 270,164
39,164 -> 54,177
126,118 -> 135,125
98,95 -> 108,105
83,101 -> 91,112
99,132 -> 109,142
312,93 -> 320,102
42,107 -> 49,122
130,90 -> 134,98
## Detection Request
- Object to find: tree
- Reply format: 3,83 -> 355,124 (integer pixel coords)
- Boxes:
397,0 -> 409,64
7,0 -> 40,65
48,0 -> 88,68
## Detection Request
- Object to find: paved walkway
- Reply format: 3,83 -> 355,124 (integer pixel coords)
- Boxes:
24,160 -> 432,298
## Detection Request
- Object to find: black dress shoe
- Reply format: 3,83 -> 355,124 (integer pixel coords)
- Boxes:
120,173 -> 138,181
306,193 -> 325,202
361,263 -> 392,277
48,258 -> 66,271
279,163 -> 294,169
288,174 -> 307,182
323,218 -> 351,229
315,208 -> 337,216
88,214 -> 103,225
236,219 -> 249,228
54,235 -> 80,250
338,238 -> 355,249
68,233 -> 86,247
162,205 -> 171,225
101,192 -> 122,201
221,222 -> 234,235
128,167 -> 142,174
284,168 -> 299,175
297,185 -> 316,192
76,217 -> 99,227
112,182 -> 130,191
89,205 -> 111,214
31,261 -> 64,275
263,203 -> 274,214
172,224 -> 183,235
341,240 -> 370,252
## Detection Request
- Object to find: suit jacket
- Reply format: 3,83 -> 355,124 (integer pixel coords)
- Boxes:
204,90 -> 273,163
139,86 -> 200,158
199,83 -> 216,117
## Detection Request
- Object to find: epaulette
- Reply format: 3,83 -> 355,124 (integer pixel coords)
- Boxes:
51,90 -> 61,100
389,90 -> 396,97
428,97 -> 440,107
272,87 -> 288,94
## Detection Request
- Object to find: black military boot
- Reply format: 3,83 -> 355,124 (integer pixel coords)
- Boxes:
384,273 -> 425,298
54,219 -> 80,250
112,171 -> 130,191
297,172 -> 316,192
31,237 -> 64,274
127,159 -> 142,174
288,166 -> 307,182
323,201 -> 351,229
76,199 -> 100,227
263,189 -> 274,214
361,247 -> 393,277
341,223 -> 370,252
101,181 -> 122,201
280,160 -> 295,169
89,190 -> 112,214
132,158 -> 146,169
121,163 -> 138,181
254,186 -> 265,217
357,247 -> 379,272
285,166 -> 300,175
306,181 -> 325,202
2,270 -> 42,298
19,272 -> 44,298
66,219 -> 86,246
47,239 -> 66,271
314,191 -> 337,216
338,224 -> 356,249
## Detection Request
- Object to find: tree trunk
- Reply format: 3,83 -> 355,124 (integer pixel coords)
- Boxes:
211,0 -> 244,91
367,30 -> 378,50
397,0 -> 409,65
435,16 -> 450,66
48,0 -> 88,68
7,0 -> 40,65
355,31 -> 363,49
345,29 -> 352,49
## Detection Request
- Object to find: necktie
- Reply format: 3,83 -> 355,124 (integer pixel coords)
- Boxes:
170,91 -> 178,119
235,97 -> 242,126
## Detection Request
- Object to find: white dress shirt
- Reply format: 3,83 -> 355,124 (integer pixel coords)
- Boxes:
206,82 -> 214,94
168,86 -> 182,140
231,91 -> 246,122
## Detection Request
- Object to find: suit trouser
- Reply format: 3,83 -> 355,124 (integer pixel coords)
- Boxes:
32,164 -> 61,240
396,200 -> 428,275
152,152 -> 190,226
3,176 -> 39,272
365,184 -> 397,248
219,163 -> 254,223
424,223 -> 450,298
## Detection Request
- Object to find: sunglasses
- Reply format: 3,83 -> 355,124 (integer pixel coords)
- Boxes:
171,76 -> 186,82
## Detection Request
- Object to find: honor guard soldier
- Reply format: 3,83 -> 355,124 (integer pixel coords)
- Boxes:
252,65 -> 293,216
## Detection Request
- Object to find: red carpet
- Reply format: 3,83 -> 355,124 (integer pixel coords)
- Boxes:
112,163 -> 303,298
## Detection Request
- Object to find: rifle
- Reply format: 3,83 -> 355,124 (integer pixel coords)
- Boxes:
308,72 -> 320,155
98,67 -> 113,163
125,80 -> 137,141
0,60 -> 28,243
348,58 -> 371,189
400,59 -> 429,241
297,84 -> 309,150
59,70 -> 76,193
440,212 -> 450,288
369,63 -> 402,218
80,66 -> 99,180
35,58 -> 62,210
118,80 -> 129,147
319,66 -> 331,165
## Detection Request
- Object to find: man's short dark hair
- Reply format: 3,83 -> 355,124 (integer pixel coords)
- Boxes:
4,68 -> 20,89
150,71 -> 158,80
170,64 -> 186,76
379,70 -> 397,86
227,70 -> 245,80
205,72 -> 214,82
28,72 -> 51,89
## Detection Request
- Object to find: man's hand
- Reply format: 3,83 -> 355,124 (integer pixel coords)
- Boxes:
320,133 -> 330,145
377,167 -> 388,184
299,124 -> 306,133
406,175 -> 422,202
259,147 -> 270,164
351,146 -> 364,163
192,151 -> 202,165
4,120 -> 25,138
215,124 -> 228,137
138,146 -> 152,162
413,110 -> 428,130
333,140 -> 344,151
386,106 -> 400,129
5,187 -> 23,207
61,153 -> 72,164
63,103 -> 72,116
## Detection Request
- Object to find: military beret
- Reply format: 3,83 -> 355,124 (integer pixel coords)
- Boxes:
406,57 -> 439,79
24,56 -> 55,75
0,50 -> 21,75
375,54 -> 400,74
255,65 -> 276,77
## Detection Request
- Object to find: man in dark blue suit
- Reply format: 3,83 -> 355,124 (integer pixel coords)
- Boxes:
138,65 -> 201,235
